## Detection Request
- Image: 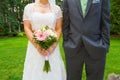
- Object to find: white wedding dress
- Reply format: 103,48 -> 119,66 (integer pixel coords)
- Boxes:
22,3 -> 66,80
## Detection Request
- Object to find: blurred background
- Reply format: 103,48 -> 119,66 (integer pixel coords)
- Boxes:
0,0 -> 120,80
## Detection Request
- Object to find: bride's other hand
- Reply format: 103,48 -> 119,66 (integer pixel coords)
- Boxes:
36,45 -> 49,56
47,42 -> 57,55
41,50 -> 49,56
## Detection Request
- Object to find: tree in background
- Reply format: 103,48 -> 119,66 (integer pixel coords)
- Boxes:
110,0 -> 120,35
0,0 -> 34,36
0,0 -> 119,36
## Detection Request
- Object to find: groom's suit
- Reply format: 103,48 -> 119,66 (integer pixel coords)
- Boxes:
63,0 -> 110,80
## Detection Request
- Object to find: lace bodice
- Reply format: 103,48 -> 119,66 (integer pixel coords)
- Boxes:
23,3 -> 62,30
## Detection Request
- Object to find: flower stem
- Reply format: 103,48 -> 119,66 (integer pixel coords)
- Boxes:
43,56 -> 51,73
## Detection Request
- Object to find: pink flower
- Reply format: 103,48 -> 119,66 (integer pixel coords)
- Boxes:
35,30 -> 47,41
44,30 -> 51,37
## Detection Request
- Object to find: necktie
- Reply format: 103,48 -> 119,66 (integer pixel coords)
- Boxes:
80,0 -> 88,16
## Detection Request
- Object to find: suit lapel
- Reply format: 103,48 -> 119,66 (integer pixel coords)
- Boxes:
75,0 -> 83,18
85,0 -> 93,17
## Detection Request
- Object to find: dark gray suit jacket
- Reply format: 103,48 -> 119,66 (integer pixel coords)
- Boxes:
62,0 -> 110,59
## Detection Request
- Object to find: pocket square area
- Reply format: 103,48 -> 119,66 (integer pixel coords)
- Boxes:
92,0 -> 100,3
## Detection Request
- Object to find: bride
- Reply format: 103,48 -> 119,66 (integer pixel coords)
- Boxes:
22,0 -> 66,80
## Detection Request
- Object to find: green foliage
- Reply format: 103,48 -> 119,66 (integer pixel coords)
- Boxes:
0,0 -> 34,35
37,36 -> 57,50
8,32 -> 18,37
110,0 -> 120,35
17,32 -> 25,37
56,0 -> 63,8
0,31 -> 25,37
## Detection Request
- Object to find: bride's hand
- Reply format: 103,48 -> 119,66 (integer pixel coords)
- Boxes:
47,43 -> 57,55
36,45 -> 49,56
41,50 -> 49,56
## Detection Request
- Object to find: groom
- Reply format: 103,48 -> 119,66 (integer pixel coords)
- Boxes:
62,0 -> 110,80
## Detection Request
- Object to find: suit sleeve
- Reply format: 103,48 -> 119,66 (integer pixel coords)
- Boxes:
101,0 -> 111,48
62,0 -> 70,41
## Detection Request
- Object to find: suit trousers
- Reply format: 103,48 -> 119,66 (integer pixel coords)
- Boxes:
65,44 -> 106,80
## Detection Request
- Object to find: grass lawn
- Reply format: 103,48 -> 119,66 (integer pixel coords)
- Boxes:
0,36 -> 120,80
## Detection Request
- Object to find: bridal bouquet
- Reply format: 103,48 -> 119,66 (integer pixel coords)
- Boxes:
33,26 -> 57,73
